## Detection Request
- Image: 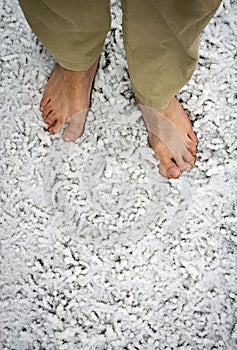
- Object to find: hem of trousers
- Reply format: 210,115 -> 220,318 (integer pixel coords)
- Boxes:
56,52 -> 101,71
132,86 -> 171,110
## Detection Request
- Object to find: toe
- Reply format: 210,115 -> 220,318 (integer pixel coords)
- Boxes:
186,137 -> 197,157
172,150 -> 194,173
62,124 -> 84,142
157,147 -> 181,178
42,103 -> 53,118
148,132 -> 181,179
174,155 -> 191,173
183,148 -> 195,166
48,118 -> 65,134
40,94 -> 50,112
184,164 -> 192,172
159,161 -> 181,179
188,130 -> 198,145
62,111 -> 87,142
44,111 -> 57,126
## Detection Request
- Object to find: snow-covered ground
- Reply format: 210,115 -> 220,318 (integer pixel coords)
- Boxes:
1,0 -> 237,349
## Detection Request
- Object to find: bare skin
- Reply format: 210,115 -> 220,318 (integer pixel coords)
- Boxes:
137,96 -> 198,179
40,60 -> 197,179
40,59 -> 99,141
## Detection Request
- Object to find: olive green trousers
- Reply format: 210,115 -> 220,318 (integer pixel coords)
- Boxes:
19,0 -> 221,109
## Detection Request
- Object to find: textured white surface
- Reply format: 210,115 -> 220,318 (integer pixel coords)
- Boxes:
0,0 -> 237,349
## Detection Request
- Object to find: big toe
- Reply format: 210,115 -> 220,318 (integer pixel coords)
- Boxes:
156,146 -> 181,178
62,110 -> 88,142
159,161 -> 181,179
63,127 -> 84,142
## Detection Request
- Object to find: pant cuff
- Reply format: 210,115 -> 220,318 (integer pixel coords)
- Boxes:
56,53 -> 101,71
132,85 -> 171,110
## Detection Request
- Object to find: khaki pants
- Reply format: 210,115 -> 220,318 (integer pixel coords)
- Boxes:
19,0 -> 221,109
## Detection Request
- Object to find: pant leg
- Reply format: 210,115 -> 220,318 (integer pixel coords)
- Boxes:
18,0 -> 111,71
121,0 -> 222,110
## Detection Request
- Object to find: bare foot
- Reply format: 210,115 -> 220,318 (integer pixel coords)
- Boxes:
137,96 -> 198,179
40,59 -> 99,141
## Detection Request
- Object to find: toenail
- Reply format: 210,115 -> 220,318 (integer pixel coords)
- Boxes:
63,131 -> 76,142
168,168 -> 180,177
184,165 -> 192,172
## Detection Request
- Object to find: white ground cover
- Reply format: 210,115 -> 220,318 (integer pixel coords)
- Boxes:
0,0 -> 236,349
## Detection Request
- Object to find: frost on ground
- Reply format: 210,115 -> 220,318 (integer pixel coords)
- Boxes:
0,0 -> 237,349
